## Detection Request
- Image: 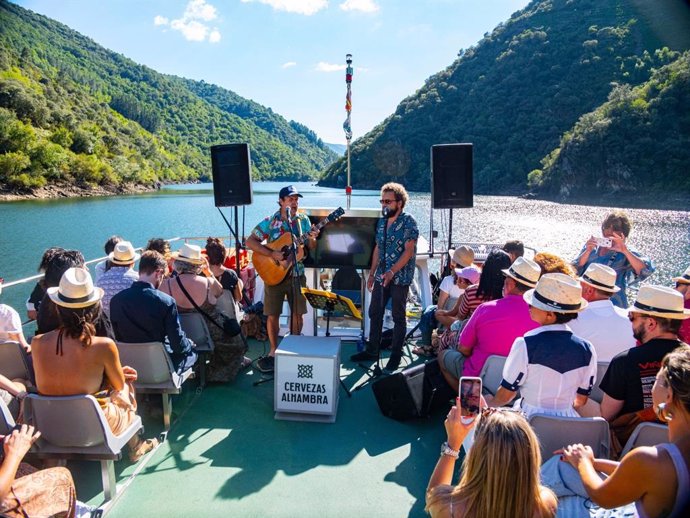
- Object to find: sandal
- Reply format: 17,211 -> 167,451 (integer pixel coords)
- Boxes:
129,437 -> 159,463
412,345 -> 434,357
240,356 -> 253,370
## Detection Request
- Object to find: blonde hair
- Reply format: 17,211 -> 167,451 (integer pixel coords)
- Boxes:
534,252 -> 575,278
426,410 -> 554,518
381,182 -> 409,208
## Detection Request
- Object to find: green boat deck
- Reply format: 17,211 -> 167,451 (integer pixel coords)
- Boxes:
72,338 -> 447,517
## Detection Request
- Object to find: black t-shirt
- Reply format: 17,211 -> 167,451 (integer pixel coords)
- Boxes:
600,338 -> 686,415
216,269 -> 239,292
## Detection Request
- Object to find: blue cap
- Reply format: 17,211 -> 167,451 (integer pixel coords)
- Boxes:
279,185 -> 303,198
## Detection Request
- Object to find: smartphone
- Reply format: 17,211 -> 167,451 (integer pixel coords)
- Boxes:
459,376 -> 482,417
595,237 -> 612,248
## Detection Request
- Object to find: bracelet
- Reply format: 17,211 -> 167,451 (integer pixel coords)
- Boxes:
440,441 -> 459,459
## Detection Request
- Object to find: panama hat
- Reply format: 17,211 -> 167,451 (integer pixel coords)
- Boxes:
628,285 -> 690,320
672,266 -> 690,285
579,263 -> 620,293
524,273 -> 588,313
108,241 -> 140,265
449,245 -> 475,267
502,257 -> 541,289
455,265 -> 481,285
173,243 -> 205,265
47,267 -> 104,309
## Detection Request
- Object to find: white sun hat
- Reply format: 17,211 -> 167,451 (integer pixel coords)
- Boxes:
524,273 -> 588,313
579,263 -> 620,293
173,243 -> 205,265
47,267 -> 104,309
502,256 -> 541,289
672,266 -> 690,285
628,285 -> 690,320
108,240 -> 140,265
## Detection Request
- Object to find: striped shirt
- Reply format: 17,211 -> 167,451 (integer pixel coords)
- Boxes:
457,284 -> 492,320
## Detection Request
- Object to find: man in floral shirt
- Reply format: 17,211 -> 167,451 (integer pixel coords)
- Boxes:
351,182 -> 419,373
247,185 -> 319,373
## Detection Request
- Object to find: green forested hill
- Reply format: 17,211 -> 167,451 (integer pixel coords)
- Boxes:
320,0 -> 690,198
530,50 -> 690,196
0,0 -> 336,193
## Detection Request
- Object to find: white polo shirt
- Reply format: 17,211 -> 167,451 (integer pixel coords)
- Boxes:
0,304 -> 22,341
567,299 -> 636,362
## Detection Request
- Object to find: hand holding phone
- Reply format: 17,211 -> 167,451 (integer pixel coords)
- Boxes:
459,376 -> 482,418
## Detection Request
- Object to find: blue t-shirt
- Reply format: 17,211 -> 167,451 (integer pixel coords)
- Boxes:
374,212 -> 419,286
251,210 -> 312,275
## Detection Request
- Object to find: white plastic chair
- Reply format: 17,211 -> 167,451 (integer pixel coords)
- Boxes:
528,414 -> 610,462
24,394 -> 143,501
0,340 -> 32,381
117,341 -> 193,430
588,361 -> 610,404
478,355 -> 507,396
178,312 -> 214,386
620,422 -> 669,457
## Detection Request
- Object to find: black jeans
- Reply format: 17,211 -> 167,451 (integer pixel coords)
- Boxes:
367,281 -> 409,362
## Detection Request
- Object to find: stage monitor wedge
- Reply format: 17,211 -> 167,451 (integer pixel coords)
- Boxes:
211,143 -> 253,207
431,143 -> 473,209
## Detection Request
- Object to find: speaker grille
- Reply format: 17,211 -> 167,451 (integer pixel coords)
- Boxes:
210,143 -> 253,207
431,143 -> 473,209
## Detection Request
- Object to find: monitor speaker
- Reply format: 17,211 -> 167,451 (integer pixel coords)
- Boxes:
372,360 -> 454,420
431,143 -> 473,209
210,143 -> 253,207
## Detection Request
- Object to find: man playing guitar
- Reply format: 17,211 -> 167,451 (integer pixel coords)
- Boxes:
246,185 -> 320,373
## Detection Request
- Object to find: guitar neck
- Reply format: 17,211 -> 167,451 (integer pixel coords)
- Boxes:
295,217 -> 330,245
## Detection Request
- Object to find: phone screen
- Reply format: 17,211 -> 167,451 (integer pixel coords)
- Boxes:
459,377 -> 482,417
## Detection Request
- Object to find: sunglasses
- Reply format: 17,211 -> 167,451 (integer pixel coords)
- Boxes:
379,199 -> 398,205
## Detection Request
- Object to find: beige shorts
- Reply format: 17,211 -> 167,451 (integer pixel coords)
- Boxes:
263,274 -> 307,316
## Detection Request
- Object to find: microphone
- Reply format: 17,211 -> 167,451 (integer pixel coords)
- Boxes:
285,206 -> 292,220
382,206 -> 390,218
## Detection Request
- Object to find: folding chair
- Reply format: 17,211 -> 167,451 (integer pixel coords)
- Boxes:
0,397 -> 16,435
620,422 -> 669,457
117,341 -> 193,430
0,340 -> 32,382
478,355 -> 507,396
24,394 -> 143,502
528,414 -> 610,462
178,312 -> 214,386
588,361 -> 610,404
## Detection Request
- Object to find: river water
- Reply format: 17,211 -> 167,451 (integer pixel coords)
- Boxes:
0,181 -> 688,316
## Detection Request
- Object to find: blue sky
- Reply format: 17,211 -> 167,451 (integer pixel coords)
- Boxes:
14,0 -> 530,144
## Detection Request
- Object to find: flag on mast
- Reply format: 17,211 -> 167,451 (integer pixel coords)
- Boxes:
343,54 -> 353,141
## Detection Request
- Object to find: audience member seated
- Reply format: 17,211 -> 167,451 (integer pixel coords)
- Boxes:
598,285 -> 689,451
426,403 -> 556,518
674,266 -> 690,343
487,273 -> 597,417
569,263 -> 636,362
93,235 -> 122,283
556,346 -> 690,518
534,251 -> 576,277
160,244 -> 223,312
573,210 -> 655,308
204,237 -> 250,381
110,251 -> 197,375
96,240 -> 139,317
0,281 -> 30,354
0,424 -> 77,518
433,250 -> 510,354
439,257 -> 542,391
31,268 -> 158,462
145,237 -> 172,276
417,246 -> 474,352
0,374 -> 28,421
36,249 -> 98,335
502,239 -> 525,262
26,246 -> 64,321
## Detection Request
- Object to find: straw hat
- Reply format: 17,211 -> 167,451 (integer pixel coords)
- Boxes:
672,266 -> 690,285
454,265 -> 481,285
174,243 -> 204,265
449,245 -> 474,267
47,267 -> 104,309
108,241 -> 140,265
524,273 -> 588,313
579,263 -> 620,293
502,257 -> 541,289
628,285 -> 690,320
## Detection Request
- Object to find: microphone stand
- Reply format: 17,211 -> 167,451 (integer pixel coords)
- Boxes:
287,207 -> 301,337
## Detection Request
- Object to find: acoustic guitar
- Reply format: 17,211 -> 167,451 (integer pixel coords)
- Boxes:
253,207 -> 345,286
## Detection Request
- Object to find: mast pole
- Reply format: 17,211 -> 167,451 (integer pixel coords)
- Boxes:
344,53 -> 353,209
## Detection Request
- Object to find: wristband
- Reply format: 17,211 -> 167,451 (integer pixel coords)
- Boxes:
440,441 -> 459,459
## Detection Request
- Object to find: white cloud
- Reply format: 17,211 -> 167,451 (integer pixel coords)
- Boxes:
315,62 -> 346,72
339,0 -> 379,13
241,0 -> 328,16
155,0 -> 221,43
281,61 -> 297,69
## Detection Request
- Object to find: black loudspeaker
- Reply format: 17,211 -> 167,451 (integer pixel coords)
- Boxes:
431,143 -> 473,209
372,360 -> 454,420
210,143 -> 253,207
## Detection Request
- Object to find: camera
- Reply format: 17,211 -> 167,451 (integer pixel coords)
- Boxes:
595,237 -> 612,248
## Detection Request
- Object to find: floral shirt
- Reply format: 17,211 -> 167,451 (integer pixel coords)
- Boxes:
374,212 -> 419,286
252,210 -> 312,275
96,266 -> 138,316
573,245 -> 655,308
